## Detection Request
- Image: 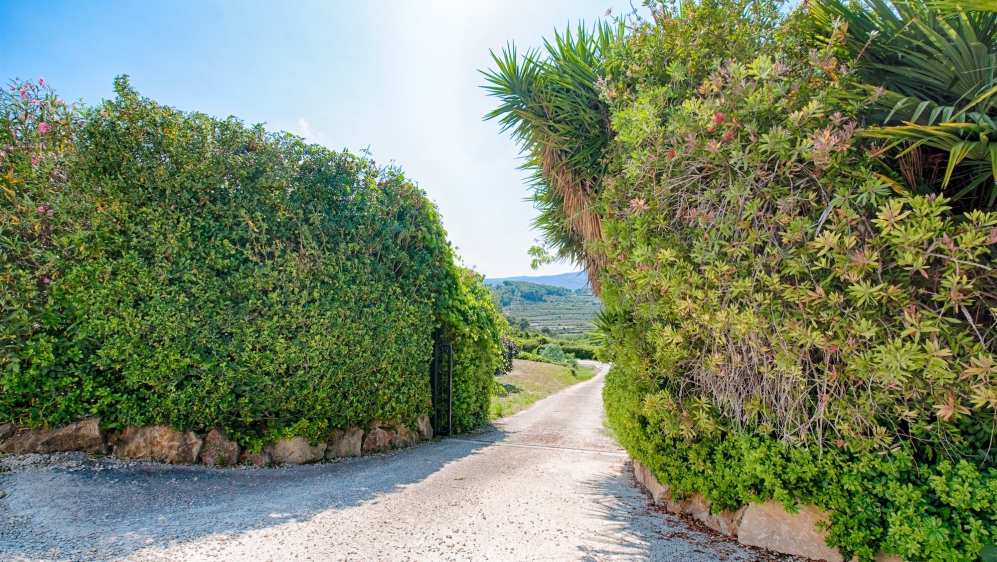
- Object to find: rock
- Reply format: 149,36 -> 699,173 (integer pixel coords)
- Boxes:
392,424 -> 419,448
632,461 -> 746,538
272,436 -> 326,465
362,427 -> 392,454
662,490 -> 746,538
633,460 -> 671,504
327,428 -> 364,459
112,426 -> 203,465
416,415 -> 433,441
0,417 -> 105,455
738,501 -> 843,562
240,445 -> 273,467
0,423 -> 14,443
670,493 -> 745,537
199,429 -> 240,467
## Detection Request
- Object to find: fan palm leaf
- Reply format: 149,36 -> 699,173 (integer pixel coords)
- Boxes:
813,0 -> 997,206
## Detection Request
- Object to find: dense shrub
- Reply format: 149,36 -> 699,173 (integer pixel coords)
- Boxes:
488,0 -> 997,559
0,77 -> 501,444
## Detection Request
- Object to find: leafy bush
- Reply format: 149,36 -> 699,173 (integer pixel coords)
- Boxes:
605,365 -> 997,562
1,77 -> 501,444
488,0 -> 997,559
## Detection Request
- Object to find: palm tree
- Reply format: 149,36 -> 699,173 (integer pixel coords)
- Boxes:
812,0 -> 997,206
482,22 -> 619,293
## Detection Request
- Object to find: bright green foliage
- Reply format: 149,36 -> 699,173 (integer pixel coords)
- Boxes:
489,0 -> 997,559
593,2 -> 997,559
606,368 -> 997,561
1,77 -> 502,443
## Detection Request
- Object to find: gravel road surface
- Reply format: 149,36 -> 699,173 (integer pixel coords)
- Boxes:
1,362 -> 788,561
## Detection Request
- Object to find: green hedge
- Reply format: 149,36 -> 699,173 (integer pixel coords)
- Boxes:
488,1 -> 997,560
605,365 -> 997,562
0,77 -> 501,445
594,3 -> 997,560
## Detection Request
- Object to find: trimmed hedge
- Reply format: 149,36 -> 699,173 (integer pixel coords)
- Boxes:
0,77 -> 501,445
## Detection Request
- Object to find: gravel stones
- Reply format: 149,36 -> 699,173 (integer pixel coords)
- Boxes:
199,429 -> 240,467
112,425 -> 203,465
327,428 -> 364,459
272,436 -> 326,465
0,417 -> 105,455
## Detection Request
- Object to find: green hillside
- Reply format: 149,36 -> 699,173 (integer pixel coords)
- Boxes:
491,280 -> 600,334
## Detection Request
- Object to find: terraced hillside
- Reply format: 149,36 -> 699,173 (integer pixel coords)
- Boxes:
491,281 -> 601,334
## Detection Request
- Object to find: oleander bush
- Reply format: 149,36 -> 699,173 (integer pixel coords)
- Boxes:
0,76 -> 502,444
488,0 -> 997,559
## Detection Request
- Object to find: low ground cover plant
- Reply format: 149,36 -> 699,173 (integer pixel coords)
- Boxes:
0,77 -> 502,446
487,0 -> 997,559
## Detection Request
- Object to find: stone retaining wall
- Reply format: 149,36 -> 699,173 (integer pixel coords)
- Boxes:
0,416 -> 434,467
632,460 -> 903,562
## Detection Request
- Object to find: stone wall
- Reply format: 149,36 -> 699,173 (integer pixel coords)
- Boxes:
0,416 -> 434,467
632,460 -> 903,562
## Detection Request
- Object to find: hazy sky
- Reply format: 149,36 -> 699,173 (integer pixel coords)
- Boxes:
1,1 -> 646,279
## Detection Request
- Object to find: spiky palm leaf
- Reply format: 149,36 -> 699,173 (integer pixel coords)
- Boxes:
482,22 -> 619,293
813,0 -> 997,206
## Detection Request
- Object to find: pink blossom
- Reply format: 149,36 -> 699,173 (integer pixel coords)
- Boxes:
713,112 -> 725,124
38,122 -> 49,134
37,206 -> 46,213
31,156 -> 39,166
46,210 -> 54,216
43,278 -> 51,284
38,78 -> 45,86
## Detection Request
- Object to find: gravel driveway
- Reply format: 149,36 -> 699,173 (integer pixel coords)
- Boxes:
1,362 -> 788,561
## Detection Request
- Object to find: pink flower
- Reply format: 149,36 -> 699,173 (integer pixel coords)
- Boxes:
713,112 -> 725,124
43,278 -> 51,284
38,122 -> 49,134
31,156 -> 39,166
37,206 -> 46,213
46,210 -> 54,216
38,78 -> 45,86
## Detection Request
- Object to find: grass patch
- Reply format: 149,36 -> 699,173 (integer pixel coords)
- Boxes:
491,359 -> 596,419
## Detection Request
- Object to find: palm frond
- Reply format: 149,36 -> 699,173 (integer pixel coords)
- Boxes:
483,21 -> 620,293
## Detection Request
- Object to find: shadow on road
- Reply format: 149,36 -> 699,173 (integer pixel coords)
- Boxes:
571,461 -> 772,562
0,427 -> 509,562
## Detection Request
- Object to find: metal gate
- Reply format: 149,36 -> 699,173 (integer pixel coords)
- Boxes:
429,340 -> 453,436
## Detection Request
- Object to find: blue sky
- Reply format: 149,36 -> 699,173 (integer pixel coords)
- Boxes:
1,1 -> 646,279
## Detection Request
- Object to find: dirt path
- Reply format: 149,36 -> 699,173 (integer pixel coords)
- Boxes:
1,362 -> 780,561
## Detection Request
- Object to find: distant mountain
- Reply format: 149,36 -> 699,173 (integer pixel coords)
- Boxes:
483,271 -> 589,291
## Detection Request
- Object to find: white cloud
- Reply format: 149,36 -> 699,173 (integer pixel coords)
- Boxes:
297,117 -> 327,143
